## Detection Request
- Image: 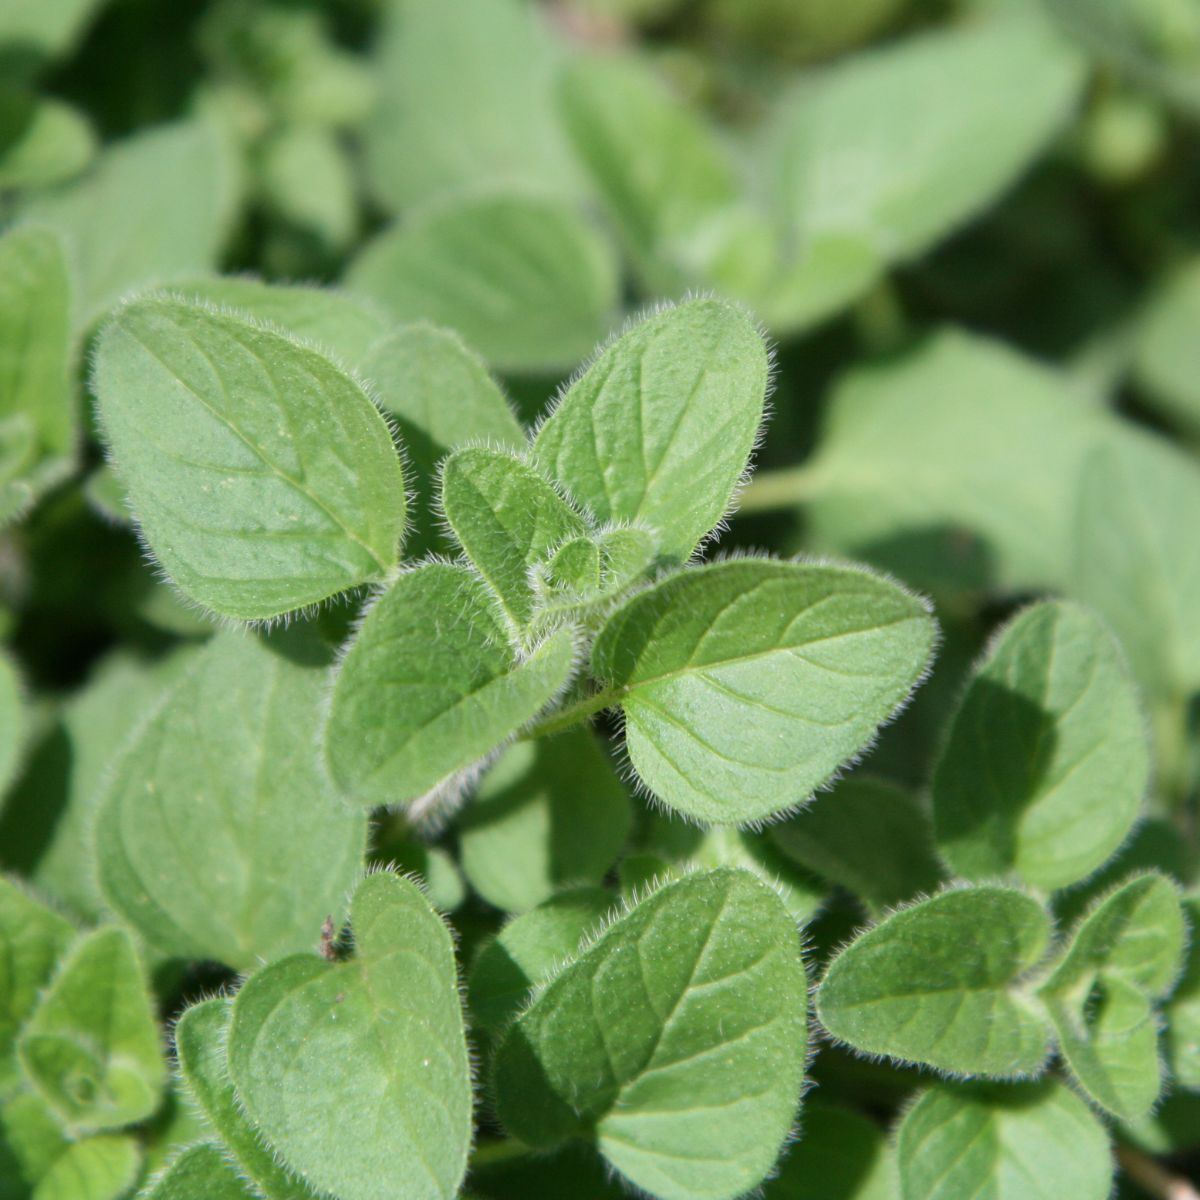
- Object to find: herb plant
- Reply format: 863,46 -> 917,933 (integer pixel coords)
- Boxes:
2,1 -> 1200,1199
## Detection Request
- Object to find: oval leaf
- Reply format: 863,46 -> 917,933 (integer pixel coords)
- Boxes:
228,873 -> 473,1200
494,867 -> 807,1200
591,558 -> 936,824
92,296 -> 407,621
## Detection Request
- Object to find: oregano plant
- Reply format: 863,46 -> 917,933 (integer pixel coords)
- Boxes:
2,0 -> 1200,1198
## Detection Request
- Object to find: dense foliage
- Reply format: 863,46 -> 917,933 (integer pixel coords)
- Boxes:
2,0 -> 1200,1197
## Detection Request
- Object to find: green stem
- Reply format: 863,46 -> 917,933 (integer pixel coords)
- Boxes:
523,685 -> 621,741
470,1139 -> 528,1168
736,463 -> 822,515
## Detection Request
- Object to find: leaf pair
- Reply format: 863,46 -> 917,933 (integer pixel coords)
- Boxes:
817,874 -> 1186,1120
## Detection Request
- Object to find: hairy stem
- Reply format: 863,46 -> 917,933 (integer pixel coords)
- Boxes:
523,685 -> 621,741
1118,1144 -> 1200,1200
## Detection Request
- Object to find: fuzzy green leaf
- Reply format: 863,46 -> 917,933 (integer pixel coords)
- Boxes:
0,877 -> 74,1094
494,867 -> 807,1200
175,999 -> 317,1200
1166,895 -> 1200,1089
92,296 -> 407,621
18,926 -> 165,1133
228,873 -> 473,1200
441,448 -> 586,631
591,558 -> 936,824
756,14 -> 1083,331
0,1091 -> 140,1200
896,1081 -> 1112,1200
18,118 -> 237,324
94,629 -> 366,971
0,225 -> 75,525
816,886 -> 1052,1076
531,525 -> 658,628
364,0 -> 580,210
1039,872 -> 1185,1120
532,298 -> 767,563
458,729 -> 631,914
933,600 -> 1149,891
772,777 -> 943,914
141,1143 -> 257,1200
325,563 -> 574,811
763,1103 -> 898,1200
468,886 -> 615,1034
347,193 -> 619,374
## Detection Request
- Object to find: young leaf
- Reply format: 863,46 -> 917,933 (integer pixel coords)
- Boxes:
763,1103 -> 898,1200
0,1091 -> 140,1200
228,873 -> 473,1200
363,0 -> 580,210
560,54 -> 739,294
494,867 -> 807,1200
92,296 -> 407,621
325,563 -> 574,810
360,323 -> 524,554
532,298 -> 768,563
18,118 -> 237,324
591,558 -> 936,824
0,225 -> 74,525
94,629 -> 367,971
173,276 -> 391,371
772,777 -> 944,914
932,600 -> 1149,891
457,729 -> 631,914
142,1143 -> 257,1200
816,886 -> 1052,1076
1039,872 -> 1185,1120
0,877 -> 75,1092
468,886 -> 615,1034
18,925 -> 165,1133
756,13 -> 1083,331
175,998 -> 318,1200
896,1080 -> 1112,1200
441,447 -> 586,631
347,193 -> 619,374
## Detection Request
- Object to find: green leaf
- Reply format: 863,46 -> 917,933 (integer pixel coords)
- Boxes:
1166,894 -> 1200,1089
92,296 -> 407,621
18,118 -> 238,325
816,886 -> 1052,1076
772,776 -> 944,914
359,323 -> 524,554
0,0 -> 104,73
494,867 -> 807,1200
1133,257 -> 1200,434
441,447 -> 586,631
347,193 -> 619,375
1072,432 -> 1200,698
18,925 -> 165,1133
560,54 -> 738,294
172,277 -> 391,371
0,225 -> 75,525
896,1080 -> 1112,1200
755,14 -> 1083,331
363,0 -> 580,210
257,125 -> 357,254
141,1143 -> 257,1200
175,999 -> 317,1200
0,877 -> 75,1093
458,729 -> 631,914
762,1103 -> 897,1200
228,872 -> 473,1200
94,629 -> 366,971
0,1091 -> 140,1200
591,558 -> 936,824
0,92 -> 94,190
325,563 -> 574,811
468,886 -> 615,1034
932,600 -> 1149,891
532,298 -> 768,563
0,648 -> 192,921
0,653 -> 21,798
1039,872 -> 1185,1120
